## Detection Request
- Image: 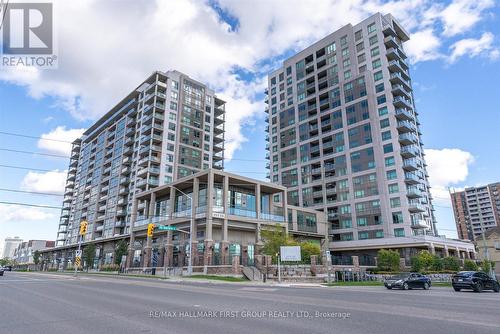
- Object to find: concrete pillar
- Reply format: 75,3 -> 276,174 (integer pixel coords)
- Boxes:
282,189 -> 288,234
428,243 -> 435,255
220,241 -> 229,265
464,250 -> 470,259
232,255 -> 241,274
444,245 -> 449,257
399,257 -> 406,270
455,247 -> 461,259
352,255 -> 359,268
126,197 -> 139,269
205,172 -> 213,241
143,193 -> 156,268
204,240 -> 214,266
255,184 -> 261,219
222,175 -> 229,242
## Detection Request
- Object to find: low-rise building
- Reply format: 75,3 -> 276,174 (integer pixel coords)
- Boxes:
13,240 -> 55,265
479,227 -> 500,276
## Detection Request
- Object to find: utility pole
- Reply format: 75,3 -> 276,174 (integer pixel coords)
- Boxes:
74,220 -> 87,277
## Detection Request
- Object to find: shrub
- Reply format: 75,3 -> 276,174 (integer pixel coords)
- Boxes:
300,242 -> 321,264
442,257 -> 460,272
463,259 -> 478,271
431,255 -> 443,271
410,256 -> 422,272
377,249 -> 400,272
100,264 -> 120,272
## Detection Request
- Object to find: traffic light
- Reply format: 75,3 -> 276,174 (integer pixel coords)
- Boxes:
147,223 -> 154,238
79,221 -> 88,236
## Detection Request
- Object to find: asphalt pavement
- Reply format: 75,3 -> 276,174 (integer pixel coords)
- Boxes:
1,271 -> 499,334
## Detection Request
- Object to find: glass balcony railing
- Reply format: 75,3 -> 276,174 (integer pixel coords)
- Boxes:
261,213 -> 285,222
228,207 -> 257,218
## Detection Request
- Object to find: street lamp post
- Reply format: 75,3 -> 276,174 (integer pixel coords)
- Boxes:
172,186 -> 194,276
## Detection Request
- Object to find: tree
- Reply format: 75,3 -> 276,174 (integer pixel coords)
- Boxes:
442,257 -> 460,272
417,250 -> 434,270
410,256 -> 422,272
261,226 -> 296,262
33,250 -> 41,270
0,258 -> 12,266
377,249 -> 400,272
479,259 -> 494,273
83,244 -> 96,271
114,240 -> 128,265
300,242 -> 320,264
431,255 -> 443,271
463,259 -> 478,271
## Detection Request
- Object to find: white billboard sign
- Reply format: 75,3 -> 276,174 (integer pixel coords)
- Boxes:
280,246 -> 301,262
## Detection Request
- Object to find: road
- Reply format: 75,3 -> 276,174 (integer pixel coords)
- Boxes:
1,271 -> 499,334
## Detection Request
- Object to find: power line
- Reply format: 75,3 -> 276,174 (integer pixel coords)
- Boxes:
0,131 -> 73,143
0,164 -> 60,173
0,148 -> 70,159
0,201 -> 61,209
0,188 -> 63,197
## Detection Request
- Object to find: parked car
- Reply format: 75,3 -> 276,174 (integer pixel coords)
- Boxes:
452,271 -> 500,293
3,265 -> 12,271
384,273 -> 431,290
0,267 -> 4,276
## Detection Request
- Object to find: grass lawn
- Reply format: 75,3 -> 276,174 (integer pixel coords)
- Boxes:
186,275 -> 248,282
36,271 -> 169,280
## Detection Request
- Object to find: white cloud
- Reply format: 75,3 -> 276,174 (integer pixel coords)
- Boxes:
0,205 -> 55,222
0,0 -> 497,158
37,126 -> 85,156
448,32 -> 499,63
405,29 -> 443,63
20,170 -> 67,195
424,148 -> 475,205
439,0 -> 495,37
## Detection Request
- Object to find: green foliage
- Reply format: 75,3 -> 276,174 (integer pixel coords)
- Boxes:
300,242 -> 321,264
100,264 -> 120,272
410,256 -> 422,272
33,250 -> 41,266
442,257 -> 461,272
114,240 -> 128,265
431,255 -> 443,271
418,250 -> 434,269
377,249 -> 400,272
0,258 -> 14,266
479,259 -> 494,273
463,259 -> 478,271
83,244 -> 96,270
261,226 -> 295,262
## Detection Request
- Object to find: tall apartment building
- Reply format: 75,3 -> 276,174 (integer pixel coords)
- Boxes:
451,183 -> 500,241
56,70 -> 225,247
1,236 -> 23,259
265,13 -> 440,260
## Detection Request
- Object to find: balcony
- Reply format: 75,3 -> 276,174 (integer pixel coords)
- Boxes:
409,203 -> 426,213
400,145 -> 419,158
399,133 -> 418,145
260,213 -> 285,222
384,35 -> 399,48
404,172 -> 419,184
228,207 -> 257,218
407,187 -> 423,198
393,96 -> 412,109
403,159 -> 419,171
397,120 -> 416,133
390,72 -> 411,90
411,219 -> 428,229
388,60 -> 404,73
394,108 -> 414,121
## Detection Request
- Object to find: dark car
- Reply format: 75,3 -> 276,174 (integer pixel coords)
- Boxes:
384,273 -> 431,290
452,271 -> 500,293
0,267 -> 4,276
3,265 -> 12,271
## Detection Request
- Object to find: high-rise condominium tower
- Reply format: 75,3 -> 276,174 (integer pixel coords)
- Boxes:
451,183 -> 500,241
57,70 -> 225,246
265,13 -> 438,259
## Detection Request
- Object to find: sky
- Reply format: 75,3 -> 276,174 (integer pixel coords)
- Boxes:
1,0 -> 499,252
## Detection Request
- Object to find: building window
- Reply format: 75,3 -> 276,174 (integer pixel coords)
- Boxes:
371,47 -> 380,57
388,183 -> 399,194
378,106 -> 388,116
386,170 -> 397,180
373,71 -> 383,81
394,228 -> 405,237
385,156 -> 395,167
357,217 -> 367,226
380,118 -> 390,128
382,131 -> 391,141
367,22 -> 376,34
390,197 -> 401,208
383,143 -> 393,153
392,211 -> 403,224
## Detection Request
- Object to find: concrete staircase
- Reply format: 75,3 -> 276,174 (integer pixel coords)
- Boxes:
242,266 -> 263,281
